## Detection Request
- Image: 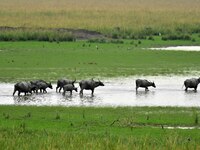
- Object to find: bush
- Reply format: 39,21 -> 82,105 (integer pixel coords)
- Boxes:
87,38 -> 107,43
148,36 -> 154,40
161,34 -> 192,41
0,29 -> 76,42
110,39 -> 124,44
111,32 -> 119,39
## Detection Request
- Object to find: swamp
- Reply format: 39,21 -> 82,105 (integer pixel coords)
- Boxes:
1,0 -> 200,149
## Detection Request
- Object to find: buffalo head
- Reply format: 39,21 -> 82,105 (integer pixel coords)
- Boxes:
98,80 -> 104,86
48,83 -> 53,89
152,82 -> 156,88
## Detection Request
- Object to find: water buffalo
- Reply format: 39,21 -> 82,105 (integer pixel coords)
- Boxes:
30,80 -> 46,92
63,84 -> 77,96
79,79 -> 104,95
184,78 -> 200,91
31,80 -> 53,93
13,81 -> 36,96
56,79 -> 76,93
136,79 -> 156,91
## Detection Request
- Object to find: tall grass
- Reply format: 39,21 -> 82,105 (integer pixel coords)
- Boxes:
0,29 -> 75,41
0,0 -> 200,37
0,128 -> 199,150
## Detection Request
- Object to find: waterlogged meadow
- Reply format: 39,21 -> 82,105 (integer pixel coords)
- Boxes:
0,41 -> 200,82
0,106 -> 200,149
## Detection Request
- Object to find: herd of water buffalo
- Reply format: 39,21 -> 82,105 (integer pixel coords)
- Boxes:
12,77 -> 200,96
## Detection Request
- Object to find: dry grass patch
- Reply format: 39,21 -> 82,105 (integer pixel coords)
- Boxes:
0,0 -> 200,34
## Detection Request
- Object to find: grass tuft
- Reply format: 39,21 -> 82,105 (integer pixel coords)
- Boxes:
55,113 -> 60,120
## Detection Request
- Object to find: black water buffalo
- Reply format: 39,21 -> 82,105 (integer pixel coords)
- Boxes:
30,80 -> 46,92
136,79 -> 156,91
13,81 -> 36,96
56,79 -> 76,92
63,84 -> 77,96
31,80 -> 53,93
79,79 -> 104,95
184,78 -> 200,91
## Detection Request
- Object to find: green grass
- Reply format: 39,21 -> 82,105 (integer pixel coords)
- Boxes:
0,106 -> 200,149
0,40 -> 200,82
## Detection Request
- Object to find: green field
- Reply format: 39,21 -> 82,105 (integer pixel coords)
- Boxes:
0,39 -> 200,82
0,106 -> 200,149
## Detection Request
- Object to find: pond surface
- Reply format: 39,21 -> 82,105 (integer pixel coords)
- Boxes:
149,46 -> 200,51
1,76 -> 200,107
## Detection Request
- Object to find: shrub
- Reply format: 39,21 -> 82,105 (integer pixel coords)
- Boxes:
0,29 -> 76,42
87,38 -> 107,43
148,36 -> 154,40
110,39 -> 124,44
162,34 -> 192,41
111,32 -> 119,39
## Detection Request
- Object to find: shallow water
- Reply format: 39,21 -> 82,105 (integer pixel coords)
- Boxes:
1,76 -> 200,107
149,46 -> 200,51
165,126 -> 200,130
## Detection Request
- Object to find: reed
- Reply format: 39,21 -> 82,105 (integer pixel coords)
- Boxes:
1,0 -> 200,37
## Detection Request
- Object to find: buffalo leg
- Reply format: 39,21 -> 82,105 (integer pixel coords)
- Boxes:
136,86 -> 138,91
18,91 -> 20,96
91,89 -> 94,96
56,86 -> 59,92
80,89 -> 83,95
63,91 -> 66,96
145,87 -> 149,91
70,91 -> 72,96
13,90 -> 16,96
59,87 -> 62,93
194,87 -> 197,91
185,87 -> 188,91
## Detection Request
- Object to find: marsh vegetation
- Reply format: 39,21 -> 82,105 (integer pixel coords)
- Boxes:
0,106 -> 200,149
0,0 -> 200,40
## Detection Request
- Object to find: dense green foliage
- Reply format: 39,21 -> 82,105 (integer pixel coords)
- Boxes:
0,29 -> 75,42
0,106 -> 200,149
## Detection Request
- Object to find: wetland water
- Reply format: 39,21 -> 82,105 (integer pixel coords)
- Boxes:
149,46 -> 200,51
0,76 -> 200,107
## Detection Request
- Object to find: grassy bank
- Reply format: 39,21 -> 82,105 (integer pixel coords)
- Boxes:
0,41 -> 200,82
0,106 -> 200,149
1,0 -> 200,37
